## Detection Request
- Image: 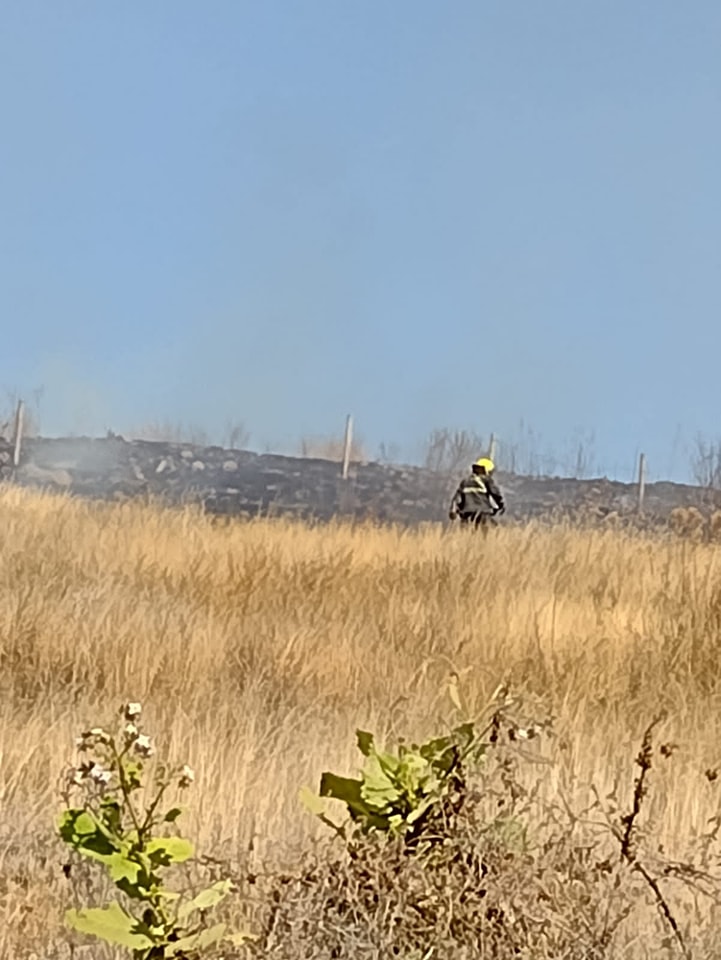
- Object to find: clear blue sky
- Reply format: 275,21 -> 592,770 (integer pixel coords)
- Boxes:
2,3 -> 720,481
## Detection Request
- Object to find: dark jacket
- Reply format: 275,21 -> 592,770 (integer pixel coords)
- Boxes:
450,472 -> 504,517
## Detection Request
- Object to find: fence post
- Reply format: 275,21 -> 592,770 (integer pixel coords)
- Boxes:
488,433 -> 497,463
638,452 -> 646,514
341,414 -> 353,480
12,399 -> 24,468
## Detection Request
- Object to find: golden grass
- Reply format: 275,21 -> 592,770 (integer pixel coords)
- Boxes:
2,484 -> 721,956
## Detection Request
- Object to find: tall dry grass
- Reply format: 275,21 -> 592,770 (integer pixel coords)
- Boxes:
2,485 -> 721,956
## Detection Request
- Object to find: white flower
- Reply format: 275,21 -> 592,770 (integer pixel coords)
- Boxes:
179,764 -> 195,788
133,734 -> 154,758
89,765 -> 112,785
89,727 -> 111,744
124,702 -> 142,720
70,760 -> 106,783
123,722 -> 139,742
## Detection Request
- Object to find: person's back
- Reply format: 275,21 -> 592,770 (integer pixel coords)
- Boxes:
449,457 -> 505,526
455,472 -> 495,515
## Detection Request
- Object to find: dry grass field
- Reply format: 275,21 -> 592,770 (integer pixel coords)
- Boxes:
3,484 -> 721,957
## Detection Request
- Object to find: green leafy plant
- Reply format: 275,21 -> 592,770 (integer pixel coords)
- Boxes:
302,682 -> 547,847
58,701 -> 250,958
303,719 -> 496,841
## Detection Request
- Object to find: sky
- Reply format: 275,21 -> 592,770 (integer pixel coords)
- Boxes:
1,2 -> 720,482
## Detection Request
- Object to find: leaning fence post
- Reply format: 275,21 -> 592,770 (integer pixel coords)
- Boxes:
488,433 -> 497,463
638,452 -> 646,514
341,414 -> 353,480
12,399 -> 24,468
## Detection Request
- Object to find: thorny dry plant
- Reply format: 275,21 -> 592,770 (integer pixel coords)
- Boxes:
236,711 -> 721,959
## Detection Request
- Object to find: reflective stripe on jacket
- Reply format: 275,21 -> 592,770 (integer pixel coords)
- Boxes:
451,473 -> 503,516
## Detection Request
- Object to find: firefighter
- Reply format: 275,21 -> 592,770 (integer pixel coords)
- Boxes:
448,457 -> 505,530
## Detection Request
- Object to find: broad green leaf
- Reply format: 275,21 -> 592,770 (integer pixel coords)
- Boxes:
57,810 -> 81,845
107,853 -> 141,886
320,772 -> 363,806
166,922 -> 227,956
177,879 -> 233,921
319,772 -> 382,823
164,807 -> 183,823
59,809 -> 118,860
356,730 -> 375,756
58,808 -> 80,830
396,752 -> 431,796
66,902 -> 154,949
74,811 -> 97,836
375,749 -> 401,779
361,755 -> 401,812
74,846 -> 117,865
299,785 -> 327,817
145,836 -> 194,865
59,809 -> 97,841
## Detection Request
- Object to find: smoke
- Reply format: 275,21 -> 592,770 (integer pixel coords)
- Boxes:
32,355 -> 113,437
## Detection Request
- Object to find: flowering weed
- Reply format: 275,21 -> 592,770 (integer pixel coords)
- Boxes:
58,702 -> 250,958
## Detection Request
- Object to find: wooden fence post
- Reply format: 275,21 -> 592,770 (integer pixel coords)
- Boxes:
638,452 -> 646,514
341,414 -> 353,480
488,433 -> 497,463
12,399 -> 24,468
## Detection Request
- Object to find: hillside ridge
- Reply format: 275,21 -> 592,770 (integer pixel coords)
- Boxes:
0,433 -> 711,524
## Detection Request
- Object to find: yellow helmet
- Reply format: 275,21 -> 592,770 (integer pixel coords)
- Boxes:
473,457 -> 495,473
